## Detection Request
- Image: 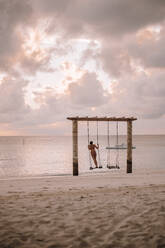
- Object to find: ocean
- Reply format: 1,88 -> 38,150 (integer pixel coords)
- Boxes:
0,135 -> 164,179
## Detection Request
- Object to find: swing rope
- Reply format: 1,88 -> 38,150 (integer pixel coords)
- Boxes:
96,120 -> 102,168
107,121 -> 120,169
87,120 -> 93,170
107,121 -> 110,167
116,121 -> 119,168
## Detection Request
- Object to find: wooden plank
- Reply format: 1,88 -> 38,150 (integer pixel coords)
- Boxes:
67,116 -> 137,122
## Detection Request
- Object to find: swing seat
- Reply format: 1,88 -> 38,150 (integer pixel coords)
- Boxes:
90,166 -> 103,170
106,143 -> 136,150
107,165 -> 120,169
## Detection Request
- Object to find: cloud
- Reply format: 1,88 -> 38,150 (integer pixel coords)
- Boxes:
127,26 -> 165,69
67,72 -> 108,107
6,72 -> 108,131
0,69 -> 165,134
107,71 -> 165,119
0,0 -> 34,71
34,0 -> 165,38
0,76 -> 30,122
0,0 -> 165,134
19,50 -> 51,75
82,25 -> 165,77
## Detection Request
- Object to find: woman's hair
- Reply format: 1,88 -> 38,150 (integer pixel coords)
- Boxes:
90,141 -> 93,145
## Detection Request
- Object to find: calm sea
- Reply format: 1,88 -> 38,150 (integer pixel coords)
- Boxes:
0,135 -> 164,179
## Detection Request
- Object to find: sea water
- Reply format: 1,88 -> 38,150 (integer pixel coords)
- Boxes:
0,135 -> 164,179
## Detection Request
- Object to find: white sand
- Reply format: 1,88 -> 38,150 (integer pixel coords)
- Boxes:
0,171 -> 165,248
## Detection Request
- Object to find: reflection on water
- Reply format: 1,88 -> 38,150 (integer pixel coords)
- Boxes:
0,136 -> 72,178
0,135 -> 165,178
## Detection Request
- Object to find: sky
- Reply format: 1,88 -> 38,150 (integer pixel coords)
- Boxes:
0,0 -> 165,135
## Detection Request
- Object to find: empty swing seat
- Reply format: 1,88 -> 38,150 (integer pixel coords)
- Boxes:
106,143 -> 136,149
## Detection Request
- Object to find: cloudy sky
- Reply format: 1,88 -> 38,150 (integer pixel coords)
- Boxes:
0,0 -> 165,135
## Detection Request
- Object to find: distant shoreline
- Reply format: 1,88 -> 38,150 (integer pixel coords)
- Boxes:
0,134 -> 165,137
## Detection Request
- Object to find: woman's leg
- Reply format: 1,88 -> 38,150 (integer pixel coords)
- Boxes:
92,154 -> 98,167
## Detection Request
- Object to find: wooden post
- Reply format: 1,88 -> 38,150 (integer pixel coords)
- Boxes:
72,120 -> 78,176
127,120 -> 132,173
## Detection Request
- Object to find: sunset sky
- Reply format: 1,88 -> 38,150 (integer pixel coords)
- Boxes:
0,0 -> 165,135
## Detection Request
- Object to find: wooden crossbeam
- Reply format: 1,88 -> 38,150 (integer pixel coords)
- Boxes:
67,116 -> 137,122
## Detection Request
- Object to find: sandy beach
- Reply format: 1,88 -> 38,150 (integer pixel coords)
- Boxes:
0,172 -> 165,248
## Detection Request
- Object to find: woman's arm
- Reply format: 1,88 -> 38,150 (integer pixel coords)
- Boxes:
95,144 -> 99,149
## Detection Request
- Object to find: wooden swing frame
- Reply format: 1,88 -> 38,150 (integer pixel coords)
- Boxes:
67,116 -> 137,176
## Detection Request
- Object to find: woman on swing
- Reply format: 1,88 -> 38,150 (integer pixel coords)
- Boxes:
88,141 -> 99,168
